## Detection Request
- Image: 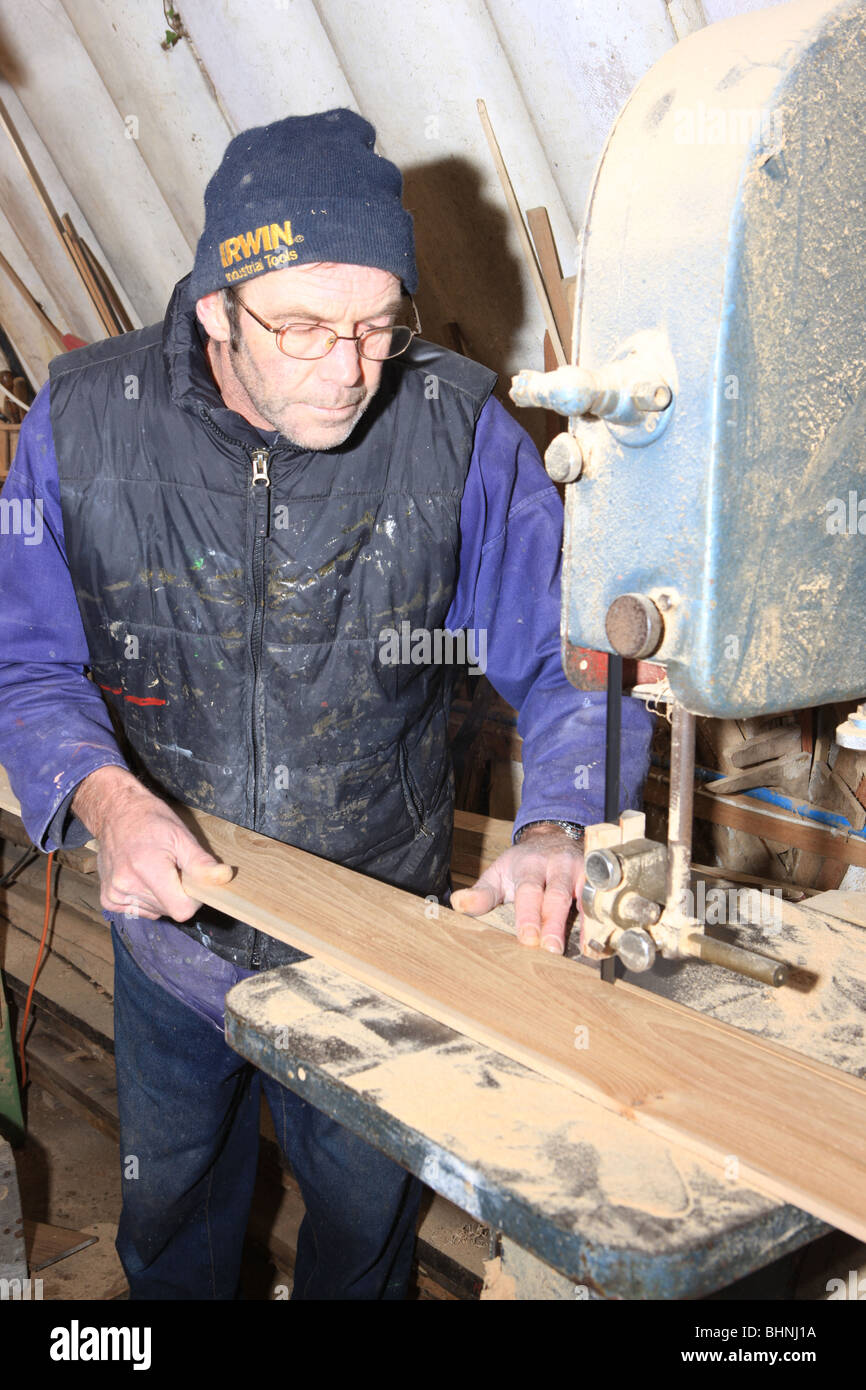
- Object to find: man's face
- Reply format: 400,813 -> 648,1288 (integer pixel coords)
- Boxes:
197,263 -> 403,450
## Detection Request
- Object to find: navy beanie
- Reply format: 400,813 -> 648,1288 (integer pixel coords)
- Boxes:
190,108 -> 417,299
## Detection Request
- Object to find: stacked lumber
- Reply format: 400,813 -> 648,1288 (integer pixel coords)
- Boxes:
0,94 -> 132,344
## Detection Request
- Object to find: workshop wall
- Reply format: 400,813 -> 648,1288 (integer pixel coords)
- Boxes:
0,0 -> 784,395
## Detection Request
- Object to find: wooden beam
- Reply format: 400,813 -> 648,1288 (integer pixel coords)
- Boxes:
1,766 -> 864,1240
0,248 -> 67,352
645,769 -> 866,867
0,95 -> 66,240
60,216 -> 116,338
525,207 -> 572,354
476,100 -> 567,366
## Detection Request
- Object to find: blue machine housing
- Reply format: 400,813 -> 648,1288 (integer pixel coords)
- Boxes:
563,0 -> 866,718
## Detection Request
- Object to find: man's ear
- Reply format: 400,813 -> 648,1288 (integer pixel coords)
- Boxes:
196,290 -> 229,343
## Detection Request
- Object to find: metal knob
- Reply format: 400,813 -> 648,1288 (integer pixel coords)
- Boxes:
605,593 -> 664,659
615,928 -> 657,973
584,848 -> 623,890
835,701 -> 866,751
544,432 -> 584,484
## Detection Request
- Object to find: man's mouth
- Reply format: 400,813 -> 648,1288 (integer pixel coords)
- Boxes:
306,399 -> 363,417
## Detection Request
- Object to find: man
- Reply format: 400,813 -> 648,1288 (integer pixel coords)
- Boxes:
0,110 -> 651,1298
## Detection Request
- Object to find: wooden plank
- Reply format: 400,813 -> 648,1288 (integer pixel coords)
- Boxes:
0,95 -> 65,238
24,1028 -> 119,1143
476,100 -> 567,366
1,767 -> 864,1240
704,751 -> 811,797
525,207 -> 572,354
60,217 -> 116,337
729,726 -> 802,767
0,885 -> 114,991
0,248 -> 67,352
451,808 -> 513,881
78,237 -> 132,334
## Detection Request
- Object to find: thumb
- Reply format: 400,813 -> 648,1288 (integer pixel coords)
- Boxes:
177,842 -> 235,888
451,881 -> 499,916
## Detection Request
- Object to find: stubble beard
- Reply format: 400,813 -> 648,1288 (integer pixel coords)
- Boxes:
227,335 -> 371,449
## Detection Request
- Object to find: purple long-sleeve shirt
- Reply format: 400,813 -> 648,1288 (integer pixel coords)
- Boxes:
0,375 -> 651,1027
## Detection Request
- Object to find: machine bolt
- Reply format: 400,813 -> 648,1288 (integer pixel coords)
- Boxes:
544,431 -> 584,483
631,382 -> 672,412
617,891 -> 662,927
616,928 -> 657,973
835,701 -> 866,750
605,592 -> 664,659
584,848 -> 623,890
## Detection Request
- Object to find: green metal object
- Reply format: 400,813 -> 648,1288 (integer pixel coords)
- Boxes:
0,970 -> 24,1146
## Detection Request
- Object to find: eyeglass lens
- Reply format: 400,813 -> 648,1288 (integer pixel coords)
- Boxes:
275,324 -> 415,361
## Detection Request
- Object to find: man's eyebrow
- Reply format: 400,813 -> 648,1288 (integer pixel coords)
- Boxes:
267,297 -> 405,322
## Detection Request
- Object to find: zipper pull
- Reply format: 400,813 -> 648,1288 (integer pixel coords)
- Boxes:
250,448 -> 271,538
251,449 -> 270,487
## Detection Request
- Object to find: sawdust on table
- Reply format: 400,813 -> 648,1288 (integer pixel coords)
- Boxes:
480,1255 -> 517,1301
641,905 -> 866,1079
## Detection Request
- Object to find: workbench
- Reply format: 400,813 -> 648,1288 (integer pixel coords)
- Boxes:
226,940 -> 839,1300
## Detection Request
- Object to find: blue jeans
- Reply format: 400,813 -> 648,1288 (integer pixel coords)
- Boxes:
111,924 -> 423,1299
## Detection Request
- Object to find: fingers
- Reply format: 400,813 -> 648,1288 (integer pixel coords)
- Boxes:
101,896 -> 162,922
100,879 -> 163,920
102,853 -> 204,924
514,878 -> 546,948
512,851 -> 582,955
452,840 -> 583,956
98,816 -> 234,925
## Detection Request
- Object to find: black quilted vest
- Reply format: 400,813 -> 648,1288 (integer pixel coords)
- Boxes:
50,275 -> 496,968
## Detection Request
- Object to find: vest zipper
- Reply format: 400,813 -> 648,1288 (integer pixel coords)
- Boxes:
249,447 -> 271,968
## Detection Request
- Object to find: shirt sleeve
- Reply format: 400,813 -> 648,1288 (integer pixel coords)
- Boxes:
447,395 -> 653,836
0,382 -> 128,850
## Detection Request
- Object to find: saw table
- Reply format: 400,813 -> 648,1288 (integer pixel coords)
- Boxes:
224,878 -> 864,1299
225,962 -> 823,1299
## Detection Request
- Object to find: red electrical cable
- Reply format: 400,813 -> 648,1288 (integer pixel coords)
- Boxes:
18,849 -> 54,1088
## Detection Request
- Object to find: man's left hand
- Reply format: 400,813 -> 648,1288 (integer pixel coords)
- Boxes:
450,823 -> 584,955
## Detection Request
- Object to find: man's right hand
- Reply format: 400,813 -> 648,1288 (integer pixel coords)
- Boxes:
72,766 -> 233,922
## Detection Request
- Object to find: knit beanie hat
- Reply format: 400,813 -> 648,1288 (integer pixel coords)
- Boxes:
190,109 -> 417,299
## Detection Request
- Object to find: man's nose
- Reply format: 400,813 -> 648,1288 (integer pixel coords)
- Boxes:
319,335 -> 364,385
